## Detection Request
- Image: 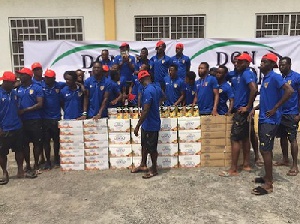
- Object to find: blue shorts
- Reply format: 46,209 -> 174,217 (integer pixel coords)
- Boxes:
258,123 -> 278,151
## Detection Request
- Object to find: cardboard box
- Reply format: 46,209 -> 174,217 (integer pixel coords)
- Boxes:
85,161 -> 109,170
201,131 -> 226,139
83,118 -> 107,128
201,145 -> 226,153
131,144 -> 142,157
60,149 -> 84,157
226,124 -> 232,132
201,124 -> 226,132
84,134 -> 108,142
84,148 -> 108,156
178,155 -> 201,168
60,156 -> 84,164
109,144 -> 132,157
179,143 -> 201,155
201,152 -> 225,161
83,126 -> 108,135
60,128 -> 83,135
60,135 -> 83,143
226,138 -> 231,146
131,132 -> 141,144
160,118 -> 178,131
109,157 -> 132,169
60,143 -> 84,150
201,138 -> 226,146
226,115 -> 233,124
158,131 -> 178,144
84,155 -> 108,163
178,130 -> 201,143
157,143 -> 179,156
60,164 -> 84,171
178,117 -> 201,130
58,120 -> 83,129
108,119 -> 131,132
157,156 -> 178,169
130,119 -> 139,131
200,115 -> 226,124
108,132 -> 131,144
201,160 -> 225,167
224,158 -> 243,167
84,140 -> 108,149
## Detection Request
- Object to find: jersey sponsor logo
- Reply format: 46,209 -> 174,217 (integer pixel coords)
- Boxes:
264,82 -> 269,88
204,82 -> 208,86
162,60 -> 165,64
65,93 -> 71,97
55,89 -> 60,93
90,85 -> 93,88
174,84 -> 178,88
192,91 -> 195,95
29,89 -> 34,95
182,60 -> 185,64
78,92 -> 83,97
219,89 -> 223,93
288,80 -> 292,85
100,86 -> 105,91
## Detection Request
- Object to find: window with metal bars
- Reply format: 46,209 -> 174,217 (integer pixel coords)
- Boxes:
9,17 -> 84,72
256,13 -> 300,37
135,15 -> 205,41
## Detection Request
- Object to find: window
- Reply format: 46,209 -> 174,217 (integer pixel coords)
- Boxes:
135,15 -> 205,41
9,17 -> 84,72
256,13 -> 300,37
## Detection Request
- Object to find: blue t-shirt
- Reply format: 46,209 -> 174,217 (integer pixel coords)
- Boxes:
32,77 -> 44,86
0,88 -> 22,131
42,82 -> 64,120
196,75 -> 218,114
217,81 -> 234,115
170,54 -> 191,80
141,83 -> 163,131
164,76 -> 185,106
112,55 -> 135,82
259,71 -> 286,125
230,68 -> 256,110
84,76 -> 111,117
60,86 -> 83,119
150,55 -> 171,84
100,59 -> 112,67
282,70 -> 300,115
135,59 -> 151,72
108,80 -> 121,108
185,82 -> 196,105
129,75 -> 142,105
17,83 -> 44,120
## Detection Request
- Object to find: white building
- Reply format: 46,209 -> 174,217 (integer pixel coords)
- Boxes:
0,0 -> 299,73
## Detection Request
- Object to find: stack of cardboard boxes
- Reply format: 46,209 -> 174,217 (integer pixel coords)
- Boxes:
200,116 -> 227,167
178,117 -> 201,168
59,120 -> 85,171
83,119 -> 109,170
108,119 -> 132,169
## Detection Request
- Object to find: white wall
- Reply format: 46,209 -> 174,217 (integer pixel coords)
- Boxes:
0,0 -> 105,73
115,0 -> 300,41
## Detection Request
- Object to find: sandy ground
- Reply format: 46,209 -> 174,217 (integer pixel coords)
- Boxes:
1,138 -> 300,224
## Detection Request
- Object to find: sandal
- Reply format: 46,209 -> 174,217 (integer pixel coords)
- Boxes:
0,173 -> 9,185
286,169 -> 299,176
131,166 -> 148,173
251,186 -> 273,196
142,172 -> 158,179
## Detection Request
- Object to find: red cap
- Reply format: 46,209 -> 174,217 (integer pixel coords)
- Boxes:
16,68 -> 33,77
102,65 -> 109,72
138,70 -> 150,81
236,53 -> 252,63
0,71 -> 16,82
176,43 -> 184,49
120,42 -> 129,48
156,40 -> 165,48
44,69 -> 56,78
31,62 -> 42,70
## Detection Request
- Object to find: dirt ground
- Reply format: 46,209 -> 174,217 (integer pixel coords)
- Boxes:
1,138 -> 300,224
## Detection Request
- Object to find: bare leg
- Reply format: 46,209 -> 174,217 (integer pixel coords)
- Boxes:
260,150 -> 273,189
15,152 -> 24,177
0,154 -> 9,183
289,139 -> 299,173
228,140 -> 241,173
242,138 -> 251,170
149,151 -> 158,174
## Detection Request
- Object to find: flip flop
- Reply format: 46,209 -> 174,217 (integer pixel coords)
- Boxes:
286,170 -> 299,176
273,161 -> 289,167
219,171 -> 239,177
142,172 -> 158,179
252,177 -> 265,184
251,186 -> 273,196
242,166 -> 252,172
0,174 -> 9,185
131,166 -> 149,173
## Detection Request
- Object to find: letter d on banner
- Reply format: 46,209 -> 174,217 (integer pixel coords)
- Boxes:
81,55 -> 94,69
216,52 -> 228,66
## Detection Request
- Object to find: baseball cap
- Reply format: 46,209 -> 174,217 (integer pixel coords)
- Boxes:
236,53 -> 252,63
44,69 -> 56,78
262,53 -> 278,68
176,43 -> 184,49
16,68 -> 33,77
102,65 -> 109,72
120,42 -> 129,48
138,70 -> 150,81
0,71 -> 16,82
156,40 -> 165,48
31,62 -> 42,70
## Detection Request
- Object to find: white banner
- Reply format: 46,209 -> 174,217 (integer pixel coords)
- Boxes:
24,37 -> 300,82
